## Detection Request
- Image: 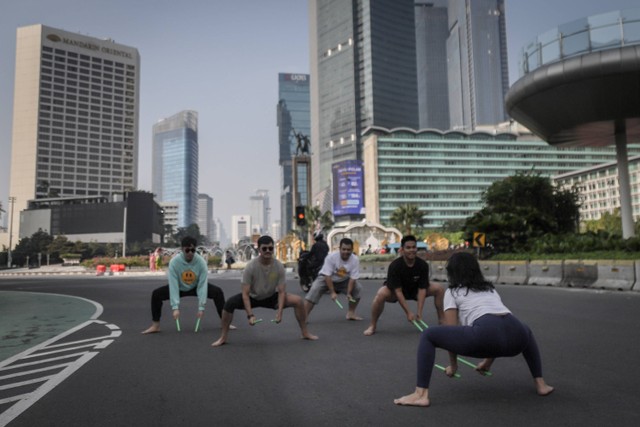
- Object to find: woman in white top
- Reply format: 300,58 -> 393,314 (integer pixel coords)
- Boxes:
394,252 -> 554,407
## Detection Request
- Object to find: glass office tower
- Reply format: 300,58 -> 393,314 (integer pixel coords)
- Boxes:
447,0 -> 509,130
8,24 -> 140,246
152,110 -> 198,229
250,189 -> 270,235
277,73 -> 310,235
415,0 -> 450,130
197,193 -> 213,244
310,0 -> 419,208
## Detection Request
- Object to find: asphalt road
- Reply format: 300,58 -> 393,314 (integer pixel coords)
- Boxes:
1,274 -> 639,427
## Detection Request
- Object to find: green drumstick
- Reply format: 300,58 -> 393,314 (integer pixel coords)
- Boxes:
419,319 -> 492,375
434,363 -> 461,378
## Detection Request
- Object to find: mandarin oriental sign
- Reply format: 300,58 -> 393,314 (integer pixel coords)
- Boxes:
46,33 -> 133,59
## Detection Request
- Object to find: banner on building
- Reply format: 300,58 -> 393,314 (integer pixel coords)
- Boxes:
332,159 -> 365,217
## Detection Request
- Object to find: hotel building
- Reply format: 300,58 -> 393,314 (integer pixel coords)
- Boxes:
363,126 -> 640,229
8,24 -> 140,247
555,156 -> 640,223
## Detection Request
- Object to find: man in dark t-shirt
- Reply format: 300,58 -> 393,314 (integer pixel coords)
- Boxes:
364,235 -> 444,336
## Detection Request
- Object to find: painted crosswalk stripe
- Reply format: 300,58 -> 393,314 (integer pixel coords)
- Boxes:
0,319 -> 121,427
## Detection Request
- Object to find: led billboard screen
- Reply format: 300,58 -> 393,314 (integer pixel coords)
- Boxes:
332,159 -> 364,216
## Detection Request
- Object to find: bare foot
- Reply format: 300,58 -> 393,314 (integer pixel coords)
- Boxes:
346,314 -> 363,321
363,326 -> 376,336
211,337 -> 226,347
535,378 -> 554,396
141,324 -> 160,334
394,388 -> 430,407
475,358 -> 493,376
302,333 -> 319,340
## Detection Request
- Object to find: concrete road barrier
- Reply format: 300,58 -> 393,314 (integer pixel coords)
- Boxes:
430,260 -> 448,282
358,263 -> 373,279
479,260 -> 499,284
498,261 -> 528,285
369,262 -> 388,279
561,260 -> 598,288
529,260 -> 563,286
633,262 -> 640,292
592,260 -> 635,291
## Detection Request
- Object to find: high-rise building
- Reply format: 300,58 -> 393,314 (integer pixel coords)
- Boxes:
309,0 -> 419,209
277,73 -> 310,235
415,0 -> 450,130
160,202 -> 178,240
197,193 -> 213,244
231,214 -> 251,246
271,220 -> 282,242
152,110 -> 198,229
7,24 -> 140,247
447,0 -> 509,130
213,218 -> 226,246
249,189 -> 270,235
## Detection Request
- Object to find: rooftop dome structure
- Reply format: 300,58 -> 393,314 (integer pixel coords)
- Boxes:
505,8 -> 640,237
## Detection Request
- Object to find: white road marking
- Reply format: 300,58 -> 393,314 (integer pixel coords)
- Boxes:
0,319 -> 121,427
0,364 -> 69,381
0,375 -> 55,391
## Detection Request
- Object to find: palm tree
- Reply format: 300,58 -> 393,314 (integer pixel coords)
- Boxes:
306,206 -> 334,232
389,204 -> 426,236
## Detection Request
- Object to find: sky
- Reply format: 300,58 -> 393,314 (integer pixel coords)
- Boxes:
1,0 -> 638,236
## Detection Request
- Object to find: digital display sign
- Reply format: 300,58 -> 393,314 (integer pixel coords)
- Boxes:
332,160 -> 364,217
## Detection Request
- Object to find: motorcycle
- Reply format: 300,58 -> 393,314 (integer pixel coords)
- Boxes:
297,250 -> 320,292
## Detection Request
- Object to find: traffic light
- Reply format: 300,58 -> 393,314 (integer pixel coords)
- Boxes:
295,206 -> 306,226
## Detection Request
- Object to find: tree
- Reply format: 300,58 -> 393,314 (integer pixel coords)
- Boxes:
440,218 -> 465,233
464,172 -> 581,252
554,187 -> 581,233
389,204 -> 426,236
12,229 -> 54,266
171,223 -> 207,247
306,206 -> 334,232
47,235 -> 75,261
584,209 -> 622,236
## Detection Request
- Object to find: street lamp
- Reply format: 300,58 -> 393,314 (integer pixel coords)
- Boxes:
7,196 -> 16,268
122,203 -> 127,258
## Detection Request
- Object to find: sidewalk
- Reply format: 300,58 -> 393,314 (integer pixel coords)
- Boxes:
0,265 -> 90,277
0,265 -> 244,277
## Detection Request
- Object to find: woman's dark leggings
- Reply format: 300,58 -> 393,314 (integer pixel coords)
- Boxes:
416,314 -> 543,388
150,283 -> 226,321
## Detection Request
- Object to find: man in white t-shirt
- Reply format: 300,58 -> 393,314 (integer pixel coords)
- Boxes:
304,238 -> 363,321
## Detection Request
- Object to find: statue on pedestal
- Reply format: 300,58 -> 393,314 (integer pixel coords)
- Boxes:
292,128 -> 310,156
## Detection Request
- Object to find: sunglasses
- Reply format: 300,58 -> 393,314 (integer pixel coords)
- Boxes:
184,247 -> 196,253
261,246 -> 274,252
